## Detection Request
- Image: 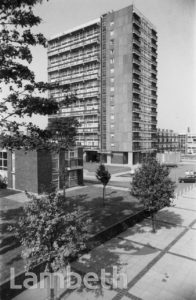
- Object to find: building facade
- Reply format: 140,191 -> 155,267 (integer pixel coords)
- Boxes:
186,133 -> 196,155
47,5 -> 158,165
0,148 -> 83,193
157,129 -> 179,153
178,133 -> 187,154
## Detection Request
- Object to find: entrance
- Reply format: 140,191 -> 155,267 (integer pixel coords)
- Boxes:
85,151 -> 99,162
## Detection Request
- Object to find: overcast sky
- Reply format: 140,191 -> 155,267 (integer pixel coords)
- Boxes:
31,0 -> 196,133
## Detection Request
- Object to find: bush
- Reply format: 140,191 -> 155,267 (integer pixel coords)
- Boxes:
0,176 -> 7,189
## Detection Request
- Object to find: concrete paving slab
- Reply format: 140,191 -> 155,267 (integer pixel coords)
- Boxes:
63,288 -> 117,300
169,229 -> 196,260
129,253 -> 196,300
72,237 -> 160,287
118,219 -> 184,250
156,206 -> 196,227
173,196 -> 196,211
191,222 -> 196,229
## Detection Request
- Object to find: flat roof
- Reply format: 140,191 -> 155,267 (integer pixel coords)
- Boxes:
49,18 -> 100,42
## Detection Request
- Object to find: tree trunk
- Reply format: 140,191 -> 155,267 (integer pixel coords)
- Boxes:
46,262 -> 56,300
103,185 -> 105,206
50,286 -> 55,300
151,212 -> 156,233
63,184 -> 66,199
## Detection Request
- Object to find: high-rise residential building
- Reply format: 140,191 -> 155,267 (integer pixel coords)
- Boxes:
47,5 -> 158,165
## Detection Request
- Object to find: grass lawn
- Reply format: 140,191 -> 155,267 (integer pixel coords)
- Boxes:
0,185 -> 142,282
84,162 -> 131,174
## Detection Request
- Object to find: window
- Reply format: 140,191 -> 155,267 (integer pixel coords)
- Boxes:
110,31 -> 114,36
0,151 -> 7,170
110,68 -> 114,73
110,86 -> 114,92
110,58 -> 114,64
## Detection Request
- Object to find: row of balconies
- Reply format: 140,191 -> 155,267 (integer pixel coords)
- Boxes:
48,54 -> 100,73
132,126 -> 157,132
48,37 -> 100,57
48,30 -> 100,51
132,117 -> 157,125
58,73 -> 99,85
132,106 -> 157,116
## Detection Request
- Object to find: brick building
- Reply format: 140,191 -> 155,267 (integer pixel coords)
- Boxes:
47,5 -> 158,165
0,148 -> 83,193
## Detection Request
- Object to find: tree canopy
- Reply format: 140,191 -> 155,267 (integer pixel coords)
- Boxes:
0,0 -> 78,151
130,156 -> 176,231
11,192 -> 90,272
96,164 -> 111,205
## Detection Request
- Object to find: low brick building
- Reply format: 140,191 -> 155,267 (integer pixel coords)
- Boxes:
0,148 -> 83,193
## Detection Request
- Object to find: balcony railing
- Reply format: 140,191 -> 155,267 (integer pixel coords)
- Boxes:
133,87 -> 140,94
132,127 -> 141,132
133,38 -> 141,47
133,68 -> 141,76
132,27 -> 141,36
132,96 -> 140,103
133,18 -> 141,27
133,58 -> 141,65
132,48 -> 141,56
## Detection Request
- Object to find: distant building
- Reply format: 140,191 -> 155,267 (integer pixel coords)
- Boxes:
157,129 -> 179,153
0,148 -> 83,193
47,5 -> 158,165
178,133 -> 187,154
186,133 -> 196,155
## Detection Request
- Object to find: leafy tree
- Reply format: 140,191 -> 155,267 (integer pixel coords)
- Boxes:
10,191 -> 91,300
0,0 -> 78,151
130,156 -> 176,232
96,164 -> 111,205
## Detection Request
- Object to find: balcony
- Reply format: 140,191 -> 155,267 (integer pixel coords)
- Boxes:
133,77 -> 141,84
133,144 -> 141,151
133,116 -> 141,123
151,47 -> 157,55
132,47 -> 141,56
133,27 -> 141,36
151,68 -> 157,75
151,118 -> 157,124
132,106 -> 141,113
133,13 -> 141,27
133,57 -> 141,65
132,126 -> 141,132
133,87 -> 140,94
151,76 -> 157,83
133,67 -> 141,76
151,85 -> 157,91
151,29 -> 157,38
133,38 -> 141,47
151,59 -> 157,66
132,95 -> 140,103
151,110 -> 157,116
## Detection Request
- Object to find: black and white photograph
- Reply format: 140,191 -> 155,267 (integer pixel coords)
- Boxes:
0,0 -> 195,299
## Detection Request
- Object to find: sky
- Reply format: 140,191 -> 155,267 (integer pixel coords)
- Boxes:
30,0 -> 196,133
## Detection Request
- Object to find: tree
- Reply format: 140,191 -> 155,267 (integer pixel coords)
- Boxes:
130,156 -> 176,233
10,191 -> 91,300
96,164 -> 111,206
0,0 -> 78,151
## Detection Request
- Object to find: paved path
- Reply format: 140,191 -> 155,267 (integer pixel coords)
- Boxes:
12,186 -> 196,300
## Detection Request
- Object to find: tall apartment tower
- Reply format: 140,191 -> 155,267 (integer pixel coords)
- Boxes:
47,5 -> 158,165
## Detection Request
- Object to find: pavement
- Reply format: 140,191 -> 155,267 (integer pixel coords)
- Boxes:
11,185 -> 196,300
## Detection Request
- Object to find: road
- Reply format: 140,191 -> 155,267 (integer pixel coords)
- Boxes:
169,162 -> 196,194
